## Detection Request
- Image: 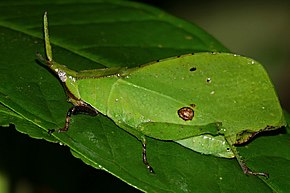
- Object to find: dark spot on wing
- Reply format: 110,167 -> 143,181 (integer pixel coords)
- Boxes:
190,104 -> 196,108
178,107 -> 194,121
190,67 -> 196,71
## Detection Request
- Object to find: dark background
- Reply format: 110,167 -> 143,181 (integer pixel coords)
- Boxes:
1,0 -> 289,192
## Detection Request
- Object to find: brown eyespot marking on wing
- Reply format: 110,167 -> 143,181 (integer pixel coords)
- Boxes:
178,107 -> 194,121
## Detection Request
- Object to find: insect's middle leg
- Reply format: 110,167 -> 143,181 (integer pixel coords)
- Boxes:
48,104 -> 98,134
141,138 -> 154,173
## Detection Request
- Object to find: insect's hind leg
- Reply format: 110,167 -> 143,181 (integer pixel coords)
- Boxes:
225,137 -> 269,178
48,104 -> 98,134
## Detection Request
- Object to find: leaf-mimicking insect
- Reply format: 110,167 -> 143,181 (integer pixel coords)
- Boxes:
38,12 -> 286,177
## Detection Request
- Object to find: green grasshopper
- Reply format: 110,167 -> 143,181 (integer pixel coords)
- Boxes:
38,12 -> 285,177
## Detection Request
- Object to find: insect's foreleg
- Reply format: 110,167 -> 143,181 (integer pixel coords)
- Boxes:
141,137 -> 154,173
48,105 -> 98,134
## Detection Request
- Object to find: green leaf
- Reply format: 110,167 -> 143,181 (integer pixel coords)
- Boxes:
0,1 -> 288,193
